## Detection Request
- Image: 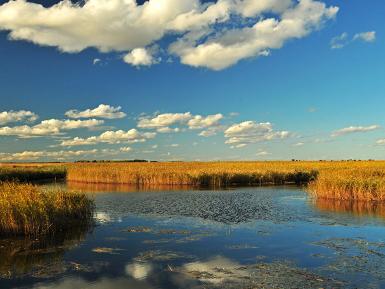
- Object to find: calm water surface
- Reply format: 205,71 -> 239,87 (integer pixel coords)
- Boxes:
1,184 -> 385,289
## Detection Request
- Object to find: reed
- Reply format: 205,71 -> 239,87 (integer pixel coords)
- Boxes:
0,182 -> 94,236
66,162 -> 319,186
0,165 -> 66,182
308,168 -> 385,201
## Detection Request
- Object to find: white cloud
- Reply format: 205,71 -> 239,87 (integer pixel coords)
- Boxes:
123,47 -> 158,67
0,119 -> 103,137
376,139 -> 385,145
353,31 -> 376,43
138,112 -> 224,136
293,142 -> 305,146
331,31 -> 376,49
188,113 -> 223,129
120,146 -> 132,152
0,110 -> 38,125
230,143 -> 247,149
224,121 -> 290,145
0,0 -> 338,70
170,0 -> 338,70
331,125 -> 380,137
59,129 -> 155,146
0,149 -> 98,161
330,32 -> 348,49
65,104 -> 126,119
256,151 -> 272,156
138,112 -> 192,129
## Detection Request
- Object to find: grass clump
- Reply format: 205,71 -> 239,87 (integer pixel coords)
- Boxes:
0,182 -> 94,236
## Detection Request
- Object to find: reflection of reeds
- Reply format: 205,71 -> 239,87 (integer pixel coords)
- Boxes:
0,182 -> 94,236
313,198 -> 385,219
67,181 -> 197,193
0,226 -> 90,278
67,162 -> 318,186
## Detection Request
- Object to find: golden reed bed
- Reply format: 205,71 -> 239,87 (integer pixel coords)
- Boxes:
65,161 -> 385,201
0,182 -> 94,236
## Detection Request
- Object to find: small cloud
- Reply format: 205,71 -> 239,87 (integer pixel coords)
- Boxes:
293,142 -> 305,147
376,139 -> 385,146
93,58 -> 101,65
332,125 -> 380,137
120,146 -> 132,152
353,31 -> 376,43
256,151 -> 271,157
66,104 -> 126,119
331,31 -> 376,49
330,32 -> 349,49
308,107 -> 317,113
123,48 -> 159,67
230,144 -> 247,149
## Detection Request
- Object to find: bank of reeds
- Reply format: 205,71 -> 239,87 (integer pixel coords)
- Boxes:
0,182 -> 94,236
66,162 -> 319,186
0,165 -> 66,182
308,168 -> 385,201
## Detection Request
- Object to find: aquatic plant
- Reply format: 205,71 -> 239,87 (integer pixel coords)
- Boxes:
66,162 -> 319,186
0,182 -> 94,236
309,168 -> 385,201
0,165 -> 66,182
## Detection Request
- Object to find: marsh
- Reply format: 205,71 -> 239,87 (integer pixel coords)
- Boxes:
1,184 -> 385,289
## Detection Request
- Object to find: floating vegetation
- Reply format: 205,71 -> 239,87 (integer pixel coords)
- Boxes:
179,256 -> 345,289
0,182 -> 94,236
133,250 -> 192,262
312,237 -> 385,284
92,247 -> 125,255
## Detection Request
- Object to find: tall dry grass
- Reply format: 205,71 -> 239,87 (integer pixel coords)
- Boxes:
308,168 -> 385,201
66,161 -> 385,201
67,162 -> 319,186
0,182 -> 94,236
0,165 -> 66,182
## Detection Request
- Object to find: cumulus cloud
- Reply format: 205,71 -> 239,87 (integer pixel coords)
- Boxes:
59,129 -> 155,146
0,149 -> 98,161
0,0 -> 338,70
188,114 -> 223,129
0,119 -> 104,137
224,121 -> 290,145
138,112 -> 224,136
0,110 -> 38,125
138,112 -> 192,129
170,0 -> 338,70
331,31 -> 376,49
331,125 -> 380,137
65,104 -> 126,119
123,47 -> 158,67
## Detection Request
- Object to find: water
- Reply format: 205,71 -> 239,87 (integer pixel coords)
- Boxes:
2,184 -> 385,289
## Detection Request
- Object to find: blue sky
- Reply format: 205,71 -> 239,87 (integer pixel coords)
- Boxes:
0,0 -> 384,161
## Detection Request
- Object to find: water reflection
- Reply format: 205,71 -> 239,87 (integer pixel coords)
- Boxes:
313,198 -> 385,219
0,225 -> 91,278
125,262 -> 153,280
67,181 -> 196,193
